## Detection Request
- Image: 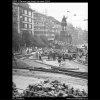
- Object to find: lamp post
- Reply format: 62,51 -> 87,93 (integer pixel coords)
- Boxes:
83,19 -> 88,30
67,10 -> 70,20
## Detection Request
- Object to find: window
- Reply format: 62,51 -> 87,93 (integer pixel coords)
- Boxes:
29,18 -> 31,22
24,10 -> 27,14
28,11 -> 31,16
24,24 -> 27,28
29,24 -> 32,29
24,17 -> 27,21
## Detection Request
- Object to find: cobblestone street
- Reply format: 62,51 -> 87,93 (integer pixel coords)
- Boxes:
13,69 -> 88,93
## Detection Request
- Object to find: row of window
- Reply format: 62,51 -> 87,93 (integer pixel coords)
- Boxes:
19,7 -> 32,16
21,23 -> 60,33
24,10 -> 32,16
20,23 -> 32,29
21,17 -> 58,26
24,24 -> 32,29
20,17 -> 60,28
23,16 -> 32,23
34,28 -> 60,32
20,22 -> 60,31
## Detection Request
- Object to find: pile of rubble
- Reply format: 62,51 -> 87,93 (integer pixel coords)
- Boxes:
12,80 -> 88,98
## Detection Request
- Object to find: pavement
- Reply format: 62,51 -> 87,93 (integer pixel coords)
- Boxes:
13,69 -> 88,93
13,54 -> 88,93
14,53 -> 88,72
28,56 -> 87,72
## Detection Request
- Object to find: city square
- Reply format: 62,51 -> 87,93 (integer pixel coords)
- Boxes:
12,2 -> 88,99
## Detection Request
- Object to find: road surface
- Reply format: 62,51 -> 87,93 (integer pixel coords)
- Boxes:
13,69 -> 88,93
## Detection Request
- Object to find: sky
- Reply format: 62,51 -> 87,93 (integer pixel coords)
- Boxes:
28,3 -> 88,31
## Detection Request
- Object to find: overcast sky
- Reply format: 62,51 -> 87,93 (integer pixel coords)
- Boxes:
28,3 -> 88,31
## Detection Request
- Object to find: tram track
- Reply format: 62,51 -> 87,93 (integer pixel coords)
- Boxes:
13,54 -> 88,80
29,67 -> 88,79
13,66 -> 88,80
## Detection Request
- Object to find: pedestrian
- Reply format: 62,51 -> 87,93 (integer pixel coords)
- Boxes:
69,54 -> 72,61
39,52 -> 43,62
52,53 -> 56,61
62,53 -> 65,61
58,55 -> 62,67
48,53 -> 50,60
36,50 -> 39,59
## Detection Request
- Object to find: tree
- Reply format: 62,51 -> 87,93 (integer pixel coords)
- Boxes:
22,30 -> 32,47
13,5 -> 21,52
40,35 -> 49,46
12,27 -> 21,52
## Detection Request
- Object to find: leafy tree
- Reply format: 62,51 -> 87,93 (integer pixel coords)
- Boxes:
22,30 -> 33,47
40,35 -> 49,46
12,5 -> 22,52
12,27 -> 21,52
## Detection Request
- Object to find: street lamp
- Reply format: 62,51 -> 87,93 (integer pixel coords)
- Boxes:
66,10 -> 70,20
83,18 -> 88,31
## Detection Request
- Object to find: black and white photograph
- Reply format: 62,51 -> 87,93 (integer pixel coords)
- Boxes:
12,2 -> 88,99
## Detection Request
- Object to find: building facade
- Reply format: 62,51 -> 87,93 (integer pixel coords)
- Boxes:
33,12 -> 62,40
13,3 -> 62,40
13,3 -> 34,35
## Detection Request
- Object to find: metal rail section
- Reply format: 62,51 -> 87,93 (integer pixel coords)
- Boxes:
13,54 -> 88,79
13,65 -> 88,80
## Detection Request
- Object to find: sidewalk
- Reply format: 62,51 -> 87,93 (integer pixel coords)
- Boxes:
13,70 -> 88,93
34,59 -> 80,71
33,58 -> 87,72
16,54 -> 87,72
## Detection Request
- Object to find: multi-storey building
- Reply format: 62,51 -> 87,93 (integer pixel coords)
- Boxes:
33,12 -> 62,39
13,3 -> 34,35
47,16 -> 62,40
48,16 -> 62,34
33,12 -> 47,36
13,3 -> 62,40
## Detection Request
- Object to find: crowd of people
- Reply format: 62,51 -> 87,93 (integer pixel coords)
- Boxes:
12,80 -> 88,98
33,46 -> 88,66
13,45 -> 88,66
13,46 -> 88,99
